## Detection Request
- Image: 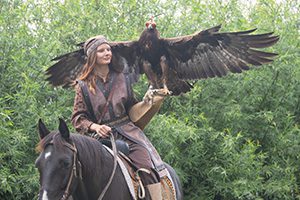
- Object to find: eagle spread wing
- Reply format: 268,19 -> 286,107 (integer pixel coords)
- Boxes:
46,23 -> 279,95
161,25 -> 279,81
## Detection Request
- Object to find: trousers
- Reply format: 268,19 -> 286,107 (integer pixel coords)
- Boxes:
115,133 -> 159,185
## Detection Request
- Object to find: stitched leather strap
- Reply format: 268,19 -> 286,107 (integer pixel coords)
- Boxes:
97,73 -> 117,123
78,80 -> 97,123
78,73 -> 117,124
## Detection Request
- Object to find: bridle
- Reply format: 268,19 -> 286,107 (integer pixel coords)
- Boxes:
60,141 -> 82,200
49,133 -> 117,200
39,133 -> 117,200
62,134 -> 118,200
38,138 -> 82,200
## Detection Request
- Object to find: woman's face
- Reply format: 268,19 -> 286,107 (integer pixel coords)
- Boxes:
95,43 -> 112,65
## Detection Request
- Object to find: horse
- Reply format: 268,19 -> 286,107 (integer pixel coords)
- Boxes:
35,118 -> 183,200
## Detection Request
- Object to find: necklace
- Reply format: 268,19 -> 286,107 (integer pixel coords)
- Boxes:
94,66 -> 109,82
95,71 -> 109,82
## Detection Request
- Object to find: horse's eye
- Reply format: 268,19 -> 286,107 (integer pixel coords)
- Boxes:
60,160 -> 71,169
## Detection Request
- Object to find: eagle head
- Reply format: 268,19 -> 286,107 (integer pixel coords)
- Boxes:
145,17 -> 156,30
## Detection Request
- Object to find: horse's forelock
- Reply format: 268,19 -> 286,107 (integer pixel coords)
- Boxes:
36,132 -> 56,153
35,132 -> 69,153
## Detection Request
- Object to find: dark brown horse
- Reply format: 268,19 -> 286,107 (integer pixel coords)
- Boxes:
35,119 -> 183,200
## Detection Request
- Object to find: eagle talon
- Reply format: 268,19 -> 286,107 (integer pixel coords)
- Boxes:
151,86 -> 172,97
160,87 -> 172,96
143,88 -> 155,104
143,87 -> 171,105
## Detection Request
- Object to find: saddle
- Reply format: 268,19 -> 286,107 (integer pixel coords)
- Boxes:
100,139 -> 177,200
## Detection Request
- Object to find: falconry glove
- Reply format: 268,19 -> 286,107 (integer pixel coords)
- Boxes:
129,88 -> 167,130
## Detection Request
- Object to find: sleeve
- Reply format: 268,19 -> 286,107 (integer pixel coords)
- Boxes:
124,74 -> 139,113
126,92 -> 138,112
71,84 -> 94,134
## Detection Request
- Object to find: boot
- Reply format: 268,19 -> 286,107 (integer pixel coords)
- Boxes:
147,183 -> 162,200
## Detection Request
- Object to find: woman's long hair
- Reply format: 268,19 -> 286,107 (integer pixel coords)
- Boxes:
78,49 -> 124,94
79,51 -> 98,94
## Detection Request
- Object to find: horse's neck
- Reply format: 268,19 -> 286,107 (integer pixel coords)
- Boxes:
76,137 -> 114,198
72,181 -> 89,200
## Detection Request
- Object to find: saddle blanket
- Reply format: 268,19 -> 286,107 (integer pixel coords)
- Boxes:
104,146 -> 176,200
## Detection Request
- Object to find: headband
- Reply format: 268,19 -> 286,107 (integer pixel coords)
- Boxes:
84,35 -> 108,57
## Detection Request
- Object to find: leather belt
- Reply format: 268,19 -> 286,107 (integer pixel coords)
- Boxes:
103,115 -> 130,127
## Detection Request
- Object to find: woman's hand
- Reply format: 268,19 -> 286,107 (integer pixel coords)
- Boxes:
89,123 -> 111,138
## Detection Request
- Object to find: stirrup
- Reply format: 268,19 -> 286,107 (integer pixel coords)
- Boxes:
135,168 -> 151,199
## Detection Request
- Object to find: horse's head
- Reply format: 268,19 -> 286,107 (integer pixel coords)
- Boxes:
35,119 -> 81,200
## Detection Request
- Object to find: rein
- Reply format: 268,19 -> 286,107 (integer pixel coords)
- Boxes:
97,132 -> 118,200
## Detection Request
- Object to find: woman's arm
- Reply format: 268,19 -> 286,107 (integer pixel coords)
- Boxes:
71,84 -> 94,134
71,84 -> 112,137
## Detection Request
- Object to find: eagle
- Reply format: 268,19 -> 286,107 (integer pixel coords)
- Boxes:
46,17 -> 279,95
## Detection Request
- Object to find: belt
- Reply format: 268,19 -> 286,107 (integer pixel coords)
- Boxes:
103,115 -> 130,127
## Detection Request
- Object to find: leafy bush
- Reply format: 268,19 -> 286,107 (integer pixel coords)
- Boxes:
1,0 -> 299,199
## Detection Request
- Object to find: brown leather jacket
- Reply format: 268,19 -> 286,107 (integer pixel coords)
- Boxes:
71,71 -> 164,171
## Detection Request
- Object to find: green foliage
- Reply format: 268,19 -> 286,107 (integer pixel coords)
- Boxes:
0,0 -> 299,199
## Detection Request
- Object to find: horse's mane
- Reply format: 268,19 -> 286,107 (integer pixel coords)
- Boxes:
36,132 -> 108,175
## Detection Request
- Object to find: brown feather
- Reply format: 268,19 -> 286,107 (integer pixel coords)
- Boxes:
46,49 -> 85,87
167,26 -> 278,83
248,49 -> 278,57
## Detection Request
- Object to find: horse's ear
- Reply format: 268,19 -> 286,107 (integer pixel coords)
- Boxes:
58,118 -> 70,139
38,119 -> 50,140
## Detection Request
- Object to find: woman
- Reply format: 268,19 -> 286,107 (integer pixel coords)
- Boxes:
71,35 -> 165,200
